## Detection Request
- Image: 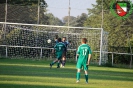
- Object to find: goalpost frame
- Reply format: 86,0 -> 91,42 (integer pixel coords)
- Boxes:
0,22 -> 104,65
0,22 -> 103,30
99,28 -> 103,65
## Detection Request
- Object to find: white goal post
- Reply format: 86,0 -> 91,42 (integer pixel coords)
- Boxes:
0,22 -> 108,65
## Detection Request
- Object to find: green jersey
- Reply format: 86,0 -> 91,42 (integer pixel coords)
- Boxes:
54,42 -> 66,59
77,44 -> 92,65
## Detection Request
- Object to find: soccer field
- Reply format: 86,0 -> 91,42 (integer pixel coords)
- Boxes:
0,59 -> 133,88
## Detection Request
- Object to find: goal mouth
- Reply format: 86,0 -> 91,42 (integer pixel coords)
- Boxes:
0,22 -> 108,64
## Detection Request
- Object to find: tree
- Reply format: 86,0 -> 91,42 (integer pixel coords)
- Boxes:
0,0 -> 47,6
75,13 -> 88,27
62,16 -> 77,26
46,13 -> 63,25
62,13 -> 88,27
84,0 -> 133,64
84,0 -> 133,47
0,0 -> 48,24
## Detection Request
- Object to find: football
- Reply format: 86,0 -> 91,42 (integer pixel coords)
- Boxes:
47,39 -> 51,43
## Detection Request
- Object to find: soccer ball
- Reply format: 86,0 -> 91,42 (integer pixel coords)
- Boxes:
47,39 -> 51,43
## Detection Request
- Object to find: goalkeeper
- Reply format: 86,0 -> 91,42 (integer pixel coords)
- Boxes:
61,37 -> 68,67
76,38 -> 92,83
50,38 -> 66,68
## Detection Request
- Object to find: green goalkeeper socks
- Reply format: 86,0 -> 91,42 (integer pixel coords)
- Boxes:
76,72 -> 80,81
85,75 -> 88,83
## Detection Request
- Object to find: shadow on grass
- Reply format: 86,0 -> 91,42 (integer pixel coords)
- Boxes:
0,84 -> 76,88
0,64 -> 133,82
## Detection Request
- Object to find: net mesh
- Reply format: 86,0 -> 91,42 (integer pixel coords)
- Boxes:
0,22 -> 108,63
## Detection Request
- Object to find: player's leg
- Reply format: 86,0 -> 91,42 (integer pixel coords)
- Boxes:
76,63 -> 82,83
57,55 -> 62,68
60,59 -> 63,67
62,52 -> 66,67
84,65 -> 89,83
76,68 -> 81,83
57,59 -> 60,68
84,70 -> 88,83
50,59 -> 58,68
50,59 -> 58,65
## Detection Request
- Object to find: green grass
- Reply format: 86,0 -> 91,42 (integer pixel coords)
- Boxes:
0,59 -> 133,88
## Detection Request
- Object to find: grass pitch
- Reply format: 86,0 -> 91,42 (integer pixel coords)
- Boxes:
0,59 -> 133,88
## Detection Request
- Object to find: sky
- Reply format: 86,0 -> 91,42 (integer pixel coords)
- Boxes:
45,0 -> 133,20
45,0 -> 96,19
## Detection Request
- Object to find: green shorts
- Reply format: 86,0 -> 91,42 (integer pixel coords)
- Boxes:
56,53 -> 62,60
76,62 -> 88,71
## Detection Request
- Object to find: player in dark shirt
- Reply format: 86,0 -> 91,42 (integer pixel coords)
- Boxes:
61,37 -> 68,67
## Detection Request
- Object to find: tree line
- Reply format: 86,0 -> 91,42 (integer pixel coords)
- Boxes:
84,0 -> 133,65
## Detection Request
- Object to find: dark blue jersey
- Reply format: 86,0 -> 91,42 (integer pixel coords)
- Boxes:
62,41 -> 68,47
62,41 -> 68,51
55,40 -> 58,44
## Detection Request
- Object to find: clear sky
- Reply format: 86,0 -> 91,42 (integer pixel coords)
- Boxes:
45,0 -> 96,19
45,0 -> 133,20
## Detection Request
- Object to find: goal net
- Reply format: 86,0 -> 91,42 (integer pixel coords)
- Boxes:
0,22 -> 108,65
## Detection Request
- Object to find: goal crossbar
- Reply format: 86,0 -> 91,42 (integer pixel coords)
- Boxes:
0,22 -> 102,30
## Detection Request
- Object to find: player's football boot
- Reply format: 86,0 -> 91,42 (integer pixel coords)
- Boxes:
50,64 -> 52,69
57,66 -> 60,68
86,81 -> 88,84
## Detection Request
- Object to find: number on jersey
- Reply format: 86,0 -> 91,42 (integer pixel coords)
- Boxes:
83,49 -> 87,56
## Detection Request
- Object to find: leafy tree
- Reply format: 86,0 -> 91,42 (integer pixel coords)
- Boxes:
0,0 -> 47,6
45,13 -> 64,25
75,13 -> 88,27
0,0 -> 48,24
85,0 -> 133,47
62,16 -> 76,26
62,14 -> 88,27
84,0 -> 133,64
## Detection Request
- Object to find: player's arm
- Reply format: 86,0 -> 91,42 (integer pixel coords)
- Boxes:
76,47 -> 80,62
87,47 -> 92,65
52,44 -> 57,53
87,54 -> 91,65
52,49 -> 55,53
76,54 -> 79,62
